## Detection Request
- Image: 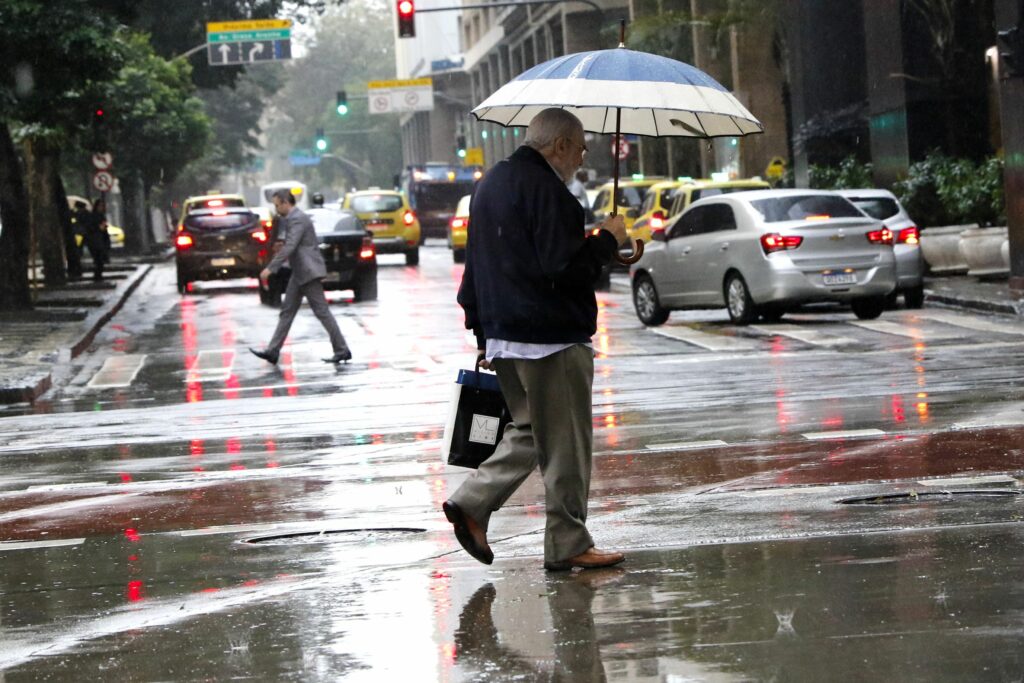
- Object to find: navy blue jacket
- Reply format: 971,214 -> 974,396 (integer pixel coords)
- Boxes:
457,145 -> 619,348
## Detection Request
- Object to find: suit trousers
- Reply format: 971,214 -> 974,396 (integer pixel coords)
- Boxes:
267,276 -> 348,356
450,344 -> 595,564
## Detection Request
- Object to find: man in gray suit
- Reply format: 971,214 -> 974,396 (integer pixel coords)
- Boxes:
250,189 -> 352,365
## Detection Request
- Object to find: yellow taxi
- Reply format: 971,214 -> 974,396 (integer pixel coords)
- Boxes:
178,193 -> 247,230
589,178 -> 665,241
666,178 -> 772,225
629,180 -> 683,243
448,194 -> 471,263
342,189 -> 421,266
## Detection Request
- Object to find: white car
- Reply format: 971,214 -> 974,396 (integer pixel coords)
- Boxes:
837,189 -> 924,308
630,189 -> 897,325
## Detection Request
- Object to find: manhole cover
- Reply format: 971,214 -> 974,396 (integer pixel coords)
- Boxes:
242,527 -> 426,546
839,490 -> 1022,505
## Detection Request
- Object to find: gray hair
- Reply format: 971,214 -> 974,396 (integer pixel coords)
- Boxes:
523,108 -> 583,150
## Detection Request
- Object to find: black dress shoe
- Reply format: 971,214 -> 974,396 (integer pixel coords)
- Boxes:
443,500 -> 494,565
249,347 -> 279,365
323,349 -> 352,363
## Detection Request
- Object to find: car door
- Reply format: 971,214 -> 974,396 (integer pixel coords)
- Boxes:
657,207 -> 704,305
680,203 -> 739,303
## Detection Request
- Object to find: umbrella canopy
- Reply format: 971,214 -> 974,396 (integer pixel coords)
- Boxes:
471,48 -> 763,138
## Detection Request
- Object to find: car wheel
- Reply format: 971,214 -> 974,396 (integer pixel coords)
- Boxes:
406,247 -> 420,266
353,271 -> 378,302
851,296 -> 886,320
633,274 -> 669,326
903,284 -> 925,309
452,249 -> 466,264
725,272 -> 757,325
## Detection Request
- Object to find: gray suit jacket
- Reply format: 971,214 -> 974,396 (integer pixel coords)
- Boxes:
266,207 -> 327,285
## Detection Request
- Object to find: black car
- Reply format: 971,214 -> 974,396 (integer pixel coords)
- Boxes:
175,207 -> 267,294
257,207 -> 377,306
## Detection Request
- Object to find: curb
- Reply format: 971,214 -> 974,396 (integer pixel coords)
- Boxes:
924,290 -> 1022,317
0,264 -> 152,405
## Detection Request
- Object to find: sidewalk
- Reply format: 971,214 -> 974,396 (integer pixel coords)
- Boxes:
0,260 -> 154,404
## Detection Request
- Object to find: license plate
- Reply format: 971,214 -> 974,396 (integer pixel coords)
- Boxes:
823,272 -> 857,286
211,257 -> 236,267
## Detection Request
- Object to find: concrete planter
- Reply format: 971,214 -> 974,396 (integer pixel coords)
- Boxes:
959,225 -> 1009,278
920,224 -> 975,275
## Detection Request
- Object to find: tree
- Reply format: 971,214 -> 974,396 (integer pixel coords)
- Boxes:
0,1 -> 129,303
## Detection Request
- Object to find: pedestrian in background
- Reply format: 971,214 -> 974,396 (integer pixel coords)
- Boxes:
250,188 -> 352,366
82,197 -> 110,281
568,169 -> 588,207
443,107 -> 629,571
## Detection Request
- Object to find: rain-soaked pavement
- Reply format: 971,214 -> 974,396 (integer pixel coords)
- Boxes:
4,244 -> 1024,680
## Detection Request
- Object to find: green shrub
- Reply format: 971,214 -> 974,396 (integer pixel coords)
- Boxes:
807,156 -> 874,190
893,152 -> 1005,227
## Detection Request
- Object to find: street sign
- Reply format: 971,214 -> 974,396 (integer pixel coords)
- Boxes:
765,156 -> 787,181
367,77 -> 434,114
612,135 -> 630,160
93,170 -> 115,192
206,19 -> 292,66
464,147 -> 484,166
91,152 -> 113,170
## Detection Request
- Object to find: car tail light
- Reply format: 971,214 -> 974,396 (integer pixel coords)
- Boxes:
450,217 -> 467,230
897,226 -> 919,245
251,229 -> 268,243
867,226 -> 894,245
261,218 -> 272,230
760,233 -> 803,254
403,210 -> 416,226
176,234 -> 194,250
649,211 -> 666,231
206,199 -> 224,207
359,237 -> 375,260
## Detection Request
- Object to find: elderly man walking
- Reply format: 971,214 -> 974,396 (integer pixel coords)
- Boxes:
443,108 -> 629,571
250,189 -> 352,365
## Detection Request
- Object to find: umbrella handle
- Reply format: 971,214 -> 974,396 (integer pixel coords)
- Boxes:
614,238 -> 645,265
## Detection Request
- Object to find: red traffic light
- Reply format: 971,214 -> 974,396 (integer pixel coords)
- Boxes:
397,0 -> 415,37
398,0 -> 414,15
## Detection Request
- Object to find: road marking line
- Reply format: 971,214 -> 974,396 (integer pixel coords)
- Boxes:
918,474 -> 1018,487
918,311 -> 1024,336
751,324 -> 855,347
802,428 -> 885,440
87,354 -> 147,388
0,538 -> 85,551
645,440 -> 729,451
649,325 -> 761,351
849,320 -> 963,340
191,349 -> 235,375
26,482 -> 109,492
179,523 -> 281,537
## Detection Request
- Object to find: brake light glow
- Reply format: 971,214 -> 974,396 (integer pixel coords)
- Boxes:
261,219 -> 272,230
251,229 -> 268,243
897,226 -> 920,245
805,214 -> 831,221
867,227 -> 894,245
403,210 -> 416,226
206,199 -> 224,207
473,170 -> 483,180
176,234 -> 194,249
650,211 -> 666,231
359,237 -> 375,260
760,233 -> 803,254
450,217 -> 467,230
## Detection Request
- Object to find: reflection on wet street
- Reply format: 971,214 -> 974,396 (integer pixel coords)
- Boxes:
5,246 -> 1024,679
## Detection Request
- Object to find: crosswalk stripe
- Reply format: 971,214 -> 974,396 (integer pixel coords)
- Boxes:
751,323 -> 855,347
849,319 -> 964,340
802,428 -> 885,440
644,439 -> 728,451
0,538 -> 85,551
650,325 -> 761,351
918,311 -> 1024,336
87,354 -> 147,388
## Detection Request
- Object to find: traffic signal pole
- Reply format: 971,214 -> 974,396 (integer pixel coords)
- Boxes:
997,0 -> 1024,295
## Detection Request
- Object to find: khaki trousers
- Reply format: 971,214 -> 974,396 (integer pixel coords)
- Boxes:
450,344 -> 595,564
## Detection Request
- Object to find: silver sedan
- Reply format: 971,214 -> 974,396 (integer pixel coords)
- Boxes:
629,190 -> 897,325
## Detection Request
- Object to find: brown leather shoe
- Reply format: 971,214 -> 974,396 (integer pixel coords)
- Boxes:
544,547 -> 625,572
443,501 -> 494,565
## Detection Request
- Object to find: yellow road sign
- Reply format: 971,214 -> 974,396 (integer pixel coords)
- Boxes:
464,148 -> 484,166
207,19 -> 291,33
367,77 -> 433,90
765,156 -> 787,180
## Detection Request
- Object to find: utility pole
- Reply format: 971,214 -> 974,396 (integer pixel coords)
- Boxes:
997,0 -> 1024,295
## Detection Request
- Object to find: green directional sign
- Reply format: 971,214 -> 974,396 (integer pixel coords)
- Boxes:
206,19 -> 292,66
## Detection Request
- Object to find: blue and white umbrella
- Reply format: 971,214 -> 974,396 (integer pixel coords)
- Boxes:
471,28 -> 763,263
471,47 -> 763,138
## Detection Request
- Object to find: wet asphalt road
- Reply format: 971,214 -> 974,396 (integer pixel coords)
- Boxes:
4,243 -> 1024,680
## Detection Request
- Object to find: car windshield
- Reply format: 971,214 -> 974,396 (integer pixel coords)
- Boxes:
849,197 -> 901,220
749,195 -> 863,222
658,188 -> 676,206
311,210 -> 362,234
615,187 -> 647,208
184,211 -> 255,230
351,195 -> 403,213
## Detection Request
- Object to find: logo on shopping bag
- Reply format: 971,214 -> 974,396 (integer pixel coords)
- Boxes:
468,413 -> 500,445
